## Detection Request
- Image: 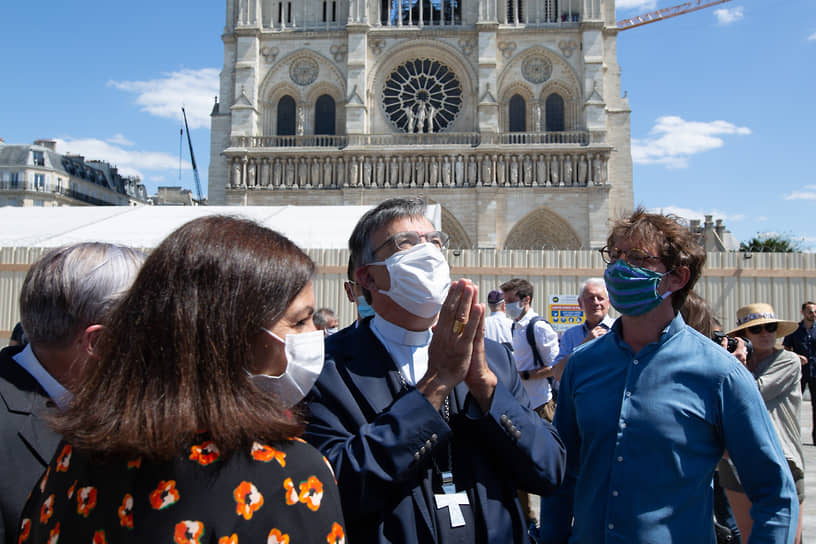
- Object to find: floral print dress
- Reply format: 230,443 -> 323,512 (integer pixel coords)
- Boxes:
17,435 -> 346,544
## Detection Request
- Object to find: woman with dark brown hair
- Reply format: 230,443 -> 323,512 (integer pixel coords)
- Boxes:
17,216 -> 346,544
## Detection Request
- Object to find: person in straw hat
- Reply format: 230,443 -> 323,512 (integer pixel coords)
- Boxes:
719,302 -> 804,544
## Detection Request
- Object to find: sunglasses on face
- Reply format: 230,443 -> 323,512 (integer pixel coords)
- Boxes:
747,322 -> 778,334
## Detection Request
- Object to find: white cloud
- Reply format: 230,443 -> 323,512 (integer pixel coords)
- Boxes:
808,32 -> 816,41
784,185 -> 816,200
616,0 -> 656,12
714,6 -> 743,25
54,137 -> 191,181
107,68 -> 219,129
631,116 -> 751,168
106,133 -> 133,146
648,205 -> 745,224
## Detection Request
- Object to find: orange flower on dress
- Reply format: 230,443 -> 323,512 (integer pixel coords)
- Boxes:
282,478 -> 298,505
189,441 -> 221,466
218,534 -> 238,544
40,495 -> 55,524
298,476 -> 324,511
267,528 -> 290,544
233,481 -> 264,520
251,442 -> 286,466
92,530 -> 107,544
150,480 -> 180,510
67,480 -> 77,500
127,457 -> 142,469
18,518 -> 31,543
326,522 -> 345,544
47,522 -> 60,544
174,521 -> 205,544
55,444 -> 72,472
118,494 -> 134,529
77,486 -> 98,518
39,467 -> 51,493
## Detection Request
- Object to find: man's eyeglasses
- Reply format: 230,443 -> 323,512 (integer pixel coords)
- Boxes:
599,246 -> 662,268
373,230 -> 450,256
747,322 -> 778,335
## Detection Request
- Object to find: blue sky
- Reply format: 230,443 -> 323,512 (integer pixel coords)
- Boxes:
2,1 -> 815,248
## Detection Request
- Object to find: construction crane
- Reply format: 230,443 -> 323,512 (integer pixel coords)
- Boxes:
181,106 -> 205,204
616,0 -> 734,31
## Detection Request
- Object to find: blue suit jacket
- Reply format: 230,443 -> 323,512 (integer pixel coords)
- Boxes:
305,319 -> 565,543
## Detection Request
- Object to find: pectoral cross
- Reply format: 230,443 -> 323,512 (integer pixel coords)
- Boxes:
434,471 -> 469,527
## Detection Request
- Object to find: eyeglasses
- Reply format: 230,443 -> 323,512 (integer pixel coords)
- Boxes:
599,246 -> 662,268
372,230 -> 450,256
747,322 -> 778,335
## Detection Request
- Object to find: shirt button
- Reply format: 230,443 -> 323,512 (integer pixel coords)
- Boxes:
633,359 -> 639,365
617,456 -> 623,462
608,523 -> 614,530
620,422 -> 627,429
420,446 -> 426,455
431,433 -> 438,442
626,391 -> 632,397
612,490 -> 619,497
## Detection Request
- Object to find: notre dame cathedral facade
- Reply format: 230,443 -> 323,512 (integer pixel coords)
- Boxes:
208,0 -> 633,249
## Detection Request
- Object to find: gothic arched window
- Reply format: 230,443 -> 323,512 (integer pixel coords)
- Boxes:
314,95 -> 336,135
506,0 -> 524,23
545,93 -> 565,132
508,94 -> 526,132
277,96 -> 296,135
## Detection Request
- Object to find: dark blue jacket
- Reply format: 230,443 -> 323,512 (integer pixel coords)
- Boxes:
305,319 -> 565,543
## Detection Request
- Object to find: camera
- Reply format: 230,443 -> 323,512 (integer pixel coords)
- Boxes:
711,331 -> 753,360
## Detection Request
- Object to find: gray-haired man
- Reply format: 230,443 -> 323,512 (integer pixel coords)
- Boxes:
0,243 -> 144,544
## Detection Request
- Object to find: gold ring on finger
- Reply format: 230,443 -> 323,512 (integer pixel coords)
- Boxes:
452,319 -> 466,335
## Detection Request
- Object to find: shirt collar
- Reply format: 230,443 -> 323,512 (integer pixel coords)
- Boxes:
12,344 -> 72,410
611,313 -> 685,353
371,314 -> 432,347
516,308 -> 538,326
585,314 -> 615,332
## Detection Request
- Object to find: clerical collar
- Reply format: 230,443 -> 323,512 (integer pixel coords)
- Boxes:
371,314 -> 432,347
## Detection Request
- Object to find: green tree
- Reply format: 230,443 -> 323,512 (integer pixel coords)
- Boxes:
739,234 -> 802,253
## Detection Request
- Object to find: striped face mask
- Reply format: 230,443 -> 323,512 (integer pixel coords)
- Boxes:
604,261 -> 672,316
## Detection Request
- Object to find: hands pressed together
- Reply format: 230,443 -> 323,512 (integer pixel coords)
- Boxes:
416,279 -> 498,413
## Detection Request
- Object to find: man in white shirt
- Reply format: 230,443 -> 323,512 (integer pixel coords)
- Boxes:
484,289 -> 513,348
500,278 -> 559,420
552,278 -> 614,381
0,243 -> 144,544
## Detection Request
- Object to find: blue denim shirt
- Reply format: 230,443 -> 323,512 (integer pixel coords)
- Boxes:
539,313 -> 797,544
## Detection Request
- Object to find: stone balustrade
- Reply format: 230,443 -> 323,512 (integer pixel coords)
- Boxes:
225,148 -> 609,189
231,131 -> 590,148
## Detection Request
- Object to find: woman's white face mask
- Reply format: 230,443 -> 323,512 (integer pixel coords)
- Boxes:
245,328 -> 325,407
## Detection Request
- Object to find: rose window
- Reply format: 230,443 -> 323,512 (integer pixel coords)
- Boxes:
382,59 -> 462,133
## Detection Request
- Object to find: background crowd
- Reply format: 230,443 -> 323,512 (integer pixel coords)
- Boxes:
1,198 -> 813,544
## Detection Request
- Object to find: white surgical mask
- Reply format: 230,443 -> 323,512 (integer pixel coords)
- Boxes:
246,328 -> 325,407
506,300 -> 526,320
370,243 -> 451,318
325,327 -> 339,336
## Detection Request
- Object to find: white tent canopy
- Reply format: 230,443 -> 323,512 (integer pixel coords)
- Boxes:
0,205 -> 442,249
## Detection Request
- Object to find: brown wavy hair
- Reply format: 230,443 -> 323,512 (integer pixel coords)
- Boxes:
607,207 -> 706,312
50,216 -> 315,460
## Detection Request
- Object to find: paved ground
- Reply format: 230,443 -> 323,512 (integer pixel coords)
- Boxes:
799,391 -> 815,540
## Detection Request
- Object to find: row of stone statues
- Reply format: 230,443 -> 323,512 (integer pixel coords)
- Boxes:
229,152 -> 609,189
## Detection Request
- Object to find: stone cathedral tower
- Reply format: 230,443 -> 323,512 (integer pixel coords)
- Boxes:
209,0 -> 633,249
